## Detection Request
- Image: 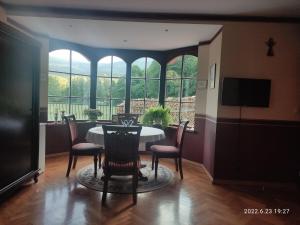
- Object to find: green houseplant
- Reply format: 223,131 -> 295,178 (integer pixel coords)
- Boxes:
84,108 -> 103,122
142,105 -> 172,128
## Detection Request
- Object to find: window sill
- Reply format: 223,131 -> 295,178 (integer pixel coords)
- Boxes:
166,125 -> 197,134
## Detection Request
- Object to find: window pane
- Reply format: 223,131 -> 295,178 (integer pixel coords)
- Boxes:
71,75 -> 90,98
70,98 -> 89,120
112,99 -> 125,115
96,77 -> 110,98
182,79 -> 196,98
71,51 -> 90,75
97,56 -> 112,77
165,79 -> 180,101
131,79 -> 145,99
112,56 -> 126,77
130,100 -> 144,115
48,72 -> 70,97
131,58 -> 145,78
48,96 -> 69,121
182,55 -> 198,78
49,49 -> 70,73
96,99 -> 110,120
180,102 -> 195,127
146,79 -> 159,99
146,58 -> 160,79
111,78 -> 126,98
165,101 -> 180,124
166,56 -> 182,79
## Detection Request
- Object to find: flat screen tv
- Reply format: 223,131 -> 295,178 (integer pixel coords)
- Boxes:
221,77 -> 271,107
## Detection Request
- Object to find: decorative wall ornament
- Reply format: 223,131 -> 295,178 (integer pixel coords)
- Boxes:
265,37 -> 276,56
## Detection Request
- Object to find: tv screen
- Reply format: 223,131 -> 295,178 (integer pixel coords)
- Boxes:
222,77 -> 271,107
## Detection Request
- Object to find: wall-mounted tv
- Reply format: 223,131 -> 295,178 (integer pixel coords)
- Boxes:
221,77 -> 271,107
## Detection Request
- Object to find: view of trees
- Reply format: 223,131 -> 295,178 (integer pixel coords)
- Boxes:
96,56 -> 126,119
166,55 -> 197,98
48,50 -> 91,120
165,55 -> 198,124
48,49 -> 198,124
131,58 -> 160,98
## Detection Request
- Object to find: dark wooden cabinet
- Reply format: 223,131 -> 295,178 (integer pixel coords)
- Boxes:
0,21 -> 40,199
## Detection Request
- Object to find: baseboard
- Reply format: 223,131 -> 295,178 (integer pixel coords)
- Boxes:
181,159 -> 214,182
200,164 -> 214,182
212,179 -> 298,191
139,150 -> 152,155
46,152 -> 69,158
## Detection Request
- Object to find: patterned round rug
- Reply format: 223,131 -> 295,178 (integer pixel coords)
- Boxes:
76,161 -> 174,193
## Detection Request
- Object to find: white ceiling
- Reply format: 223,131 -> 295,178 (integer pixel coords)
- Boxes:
9,16 -> 222,50
5,0 -> 298,50
3,0 -> 300,17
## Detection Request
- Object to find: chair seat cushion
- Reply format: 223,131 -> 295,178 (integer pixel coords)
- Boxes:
72,143 -> 103,155
102,160 -> 141,174
150,145 -> 179,155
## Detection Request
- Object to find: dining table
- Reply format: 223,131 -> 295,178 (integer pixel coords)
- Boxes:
86,125 -> 166,151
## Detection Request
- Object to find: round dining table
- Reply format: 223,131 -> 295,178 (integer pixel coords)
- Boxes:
86,125 -> 165,151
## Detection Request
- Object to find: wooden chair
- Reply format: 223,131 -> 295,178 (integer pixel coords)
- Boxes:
102,125 -> 142,205
111,114 -> 118,124
150,121 -> 189,179
63,115 -> 103,177
145,124 -> 164,152
117,113 -> 139,126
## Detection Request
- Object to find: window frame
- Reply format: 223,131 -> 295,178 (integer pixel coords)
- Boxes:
47,43 -> 198,127
130,57 -> 161,115
96,56 -> 127,120
48,49 -> 91,120
165,55 -> 197,126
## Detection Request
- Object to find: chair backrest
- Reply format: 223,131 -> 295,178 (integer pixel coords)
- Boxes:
102,125 -> 142,168
63,114 -> 79,147
111,114 -> 119,124
175,121 -> 189,154
117,113 -> 139,126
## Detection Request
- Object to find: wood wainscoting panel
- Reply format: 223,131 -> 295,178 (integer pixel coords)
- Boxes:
214,118 -> 300,183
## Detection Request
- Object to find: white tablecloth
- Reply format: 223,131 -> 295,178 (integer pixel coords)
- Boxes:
86,126 -> 165,150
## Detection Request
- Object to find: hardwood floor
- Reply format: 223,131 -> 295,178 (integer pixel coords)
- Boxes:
0,154 -> 299,225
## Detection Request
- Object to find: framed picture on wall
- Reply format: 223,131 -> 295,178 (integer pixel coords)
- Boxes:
210,63 -> 216,89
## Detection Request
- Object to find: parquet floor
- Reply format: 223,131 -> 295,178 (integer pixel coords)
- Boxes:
0,154 -> 299,225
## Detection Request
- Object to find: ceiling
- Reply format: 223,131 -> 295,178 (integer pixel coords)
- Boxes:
2,0 -> 300,18
9,16 -> 222,50
4,0 -> 299,50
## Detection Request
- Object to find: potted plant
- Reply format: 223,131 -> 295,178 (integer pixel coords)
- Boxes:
142,105 -> 172,129
84,108 -> 103,122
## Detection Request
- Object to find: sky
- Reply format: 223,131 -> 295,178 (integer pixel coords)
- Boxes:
49,49 -> 123,63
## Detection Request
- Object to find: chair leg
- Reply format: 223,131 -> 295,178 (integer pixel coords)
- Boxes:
72,156 -> 78,169
102,174 -> 109,205
94,155 -> 98,177
178,157 -> 183,179
132,171 -> 138,204
98,153 -> 102,169
151,153 -> 155,170
66,154 -> 73,177
175,158 -> 178,171
154,156 -> 159,179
